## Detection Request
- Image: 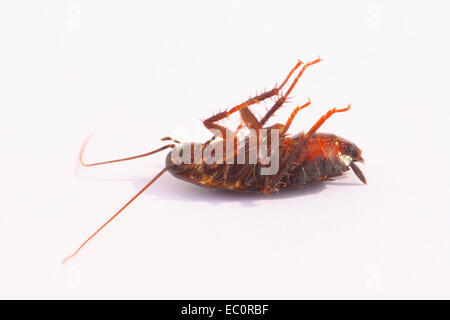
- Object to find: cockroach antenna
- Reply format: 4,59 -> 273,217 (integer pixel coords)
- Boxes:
62,136 -> 174,264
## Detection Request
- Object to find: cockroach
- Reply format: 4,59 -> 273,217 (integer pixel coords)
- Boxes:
63,58 -> 366,264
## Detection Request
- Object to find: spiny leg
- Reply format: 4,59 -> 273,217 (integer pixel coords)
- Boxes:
260,58 -> 321,126
303,104 -> 351,142
239,107 -> 262,131
203,96 -> 264,138
280,98 -> 312,136
237,60 -> 305,131
203,60 -> 304,137
204,59 -> 307,163
264,104 -> 351,193
278,60 -> 304,92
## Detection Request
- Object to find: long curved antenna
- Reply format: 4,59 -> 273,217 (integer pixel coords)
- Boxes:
80,135 -> 175,167
62,166 -> 171,264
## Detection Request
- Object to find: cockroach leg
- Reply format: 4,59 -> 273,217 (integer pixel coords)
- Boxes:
304,104 -> 351,141
260,58 -> 321,126
62,166 -> 171,264
281,98 -> 312,136
242,59 -> 303,128
278,60 -> 303,92
239,107 -> 262,131
202,120 -> 234,139
201,135 -> 217,153
202,60 -> 307,137
79,135 -> 175,167
203,96 -> 265,138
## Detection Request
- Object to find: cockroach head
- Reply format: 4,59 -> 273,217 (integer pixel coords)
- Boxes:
336,137 -> 366,184
337,138 -> 364,163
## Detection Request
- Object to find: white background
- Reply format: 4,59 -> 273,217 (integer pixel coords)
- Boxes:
0,0 -> 449,299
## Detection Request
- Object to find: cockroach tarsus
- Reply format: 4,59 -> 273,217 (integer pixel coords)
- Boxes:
62,58 -> 366,264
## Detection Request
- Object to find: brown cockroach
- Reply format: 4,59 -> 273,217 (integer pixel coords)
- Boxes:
63,58 -> 366,264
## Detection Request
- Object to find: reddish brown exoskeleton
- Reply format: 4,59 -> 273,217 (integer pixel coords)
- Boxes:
63,58 -> 366,263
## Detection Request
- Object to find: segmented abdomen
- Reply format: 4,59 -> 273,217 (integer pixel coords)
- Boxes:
167,133 -> 349,192
284,133 -> 348,188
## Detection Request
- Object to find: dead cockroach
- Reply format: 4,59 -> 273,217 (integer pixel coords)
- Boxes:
63,58 -> 366,264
